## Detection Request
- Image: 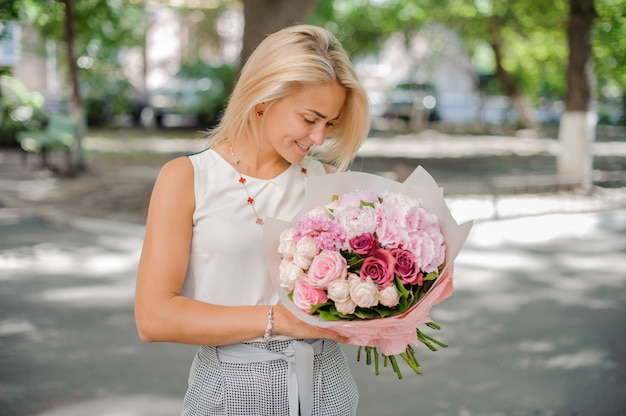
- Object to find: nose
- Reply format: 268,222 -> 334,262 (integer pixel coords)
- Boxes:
309,123 -> 328,146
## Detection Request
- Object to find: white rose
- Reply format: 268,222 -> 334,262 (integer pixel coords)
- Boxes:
278,228 -> 296,258
279,259 -> 303,291
378,284 -> 400,308
349,274 -> 379,309
294,251 -> 313,269
327,278 -> 351,303
335,299 -> 357,315
296,235 -> 318,258
293,236 -> 318,269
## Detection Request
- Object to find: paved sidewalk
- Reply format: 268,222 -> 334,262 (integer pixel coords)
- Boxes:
1,130 -> 625,415
1,207 -> 625,415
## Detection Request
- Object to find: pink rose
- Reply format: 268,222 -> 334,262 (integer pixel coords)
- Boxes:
292,277 -> 328,314
391,248 -> 422,286
307,250 -> 348,289
349,232 -> 377,255
360,247 -> 396,288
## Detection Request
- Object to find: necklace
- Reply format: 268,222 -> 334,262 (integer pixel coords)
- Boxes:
227,141 -> 308,226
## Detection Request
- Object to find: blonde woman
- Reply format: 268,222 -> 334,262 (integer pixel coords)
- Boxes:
135,24 -> 370,416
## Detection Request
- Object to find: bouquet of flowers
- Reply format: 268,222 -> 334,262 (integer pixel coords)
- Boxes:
264,166 -> 472,378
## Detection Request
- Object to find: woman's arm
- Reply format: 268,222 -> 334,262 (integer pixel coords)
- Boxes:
134,156 -> 346,346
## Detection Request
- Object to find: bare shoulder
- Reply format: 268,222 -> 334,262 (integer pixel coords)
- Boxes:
158,155 -> 194,179
150,156 -> 195,206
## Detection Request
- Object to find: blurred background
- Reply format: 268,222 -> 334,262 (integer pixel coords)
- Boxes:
1,1 -> 625,415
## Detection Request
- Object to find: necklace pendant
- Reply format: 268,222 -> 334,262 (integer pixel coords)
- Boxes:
247,197 -> 255,204
256,218 -> 264,225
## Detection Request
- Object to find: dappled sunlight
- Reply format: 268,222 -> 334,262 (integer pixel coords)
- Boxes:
467,212 -> 599,247
0,239 -> 140,277
39,281 -> 135,306
35,395 -> 184,416
516,348 -> 614,370
0,318 -> 37,336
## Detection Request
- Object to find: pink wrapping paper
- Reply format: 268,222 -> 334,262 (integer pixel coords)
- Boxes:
263,166 -> 473,356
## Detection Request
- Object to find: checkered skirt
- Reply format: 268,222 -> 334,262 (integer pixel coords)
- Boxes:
181,339 -> 358,416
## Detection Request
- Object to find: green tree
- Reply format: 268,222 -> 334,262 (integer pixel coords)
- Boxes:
311,0 -> 625,128
15,0 -> 146,170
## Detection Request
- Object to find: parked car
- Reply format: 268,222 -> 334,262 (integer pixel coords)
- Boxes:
149,63 -> 236,129
383,81 -> 440,124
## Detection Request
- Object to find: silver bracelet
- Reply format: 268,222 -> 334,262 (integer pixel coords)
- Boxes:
263,305 -> 274,343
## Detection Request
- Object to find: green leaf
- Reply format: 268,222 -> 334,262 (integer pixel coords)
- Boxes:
423,271 -> 439,281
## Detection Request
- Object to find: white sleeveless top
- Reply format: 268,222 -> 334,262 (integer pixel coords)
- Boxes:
182,148 -> 325,306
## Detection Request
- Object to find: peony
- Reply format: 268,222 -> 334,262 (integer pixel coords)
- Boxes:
410,233 -> 445,273
337,189 -> 379,208
349,232 -> 377,256
307,250 -> 348,289
334,205 -> 377,240
375,208 -> 408,249
278,259 -> 303,291
391,248 -> 422,286
349,274 -> 379,308
292,277 -> 328,314
360,247 -> 396,288
378,284 -> 400,308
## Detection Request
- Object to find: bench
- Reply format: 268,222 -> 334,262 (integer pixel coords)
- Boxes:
16,114 -> 77,170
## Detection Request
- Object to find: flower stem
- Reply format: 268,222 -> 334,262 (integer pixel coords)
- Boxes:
400,350 -> 423,375
374,347 -> 380,375
388,355 -> 403,380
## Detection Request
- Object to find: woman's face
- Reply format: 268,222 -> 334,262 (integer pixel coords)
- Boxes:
260,83 -> 347,165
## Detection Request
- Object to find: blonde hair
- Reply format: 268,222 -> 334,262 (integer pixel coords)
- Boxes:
206,24 -> 370,171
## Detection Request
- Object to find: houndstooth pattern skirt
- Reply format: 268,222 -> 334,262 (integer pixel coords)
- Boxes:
181,339 -> 358,416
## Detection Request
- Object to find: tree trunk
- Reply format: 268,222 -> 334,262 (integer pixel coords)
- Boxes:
486,15 -> 537,130
61,0 -> 86,173
240,0 -> 319,69
557,0 -> 597,192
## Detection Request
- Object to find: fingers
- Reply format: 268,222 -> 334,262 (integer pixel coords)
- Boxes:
273,303 -> 349,343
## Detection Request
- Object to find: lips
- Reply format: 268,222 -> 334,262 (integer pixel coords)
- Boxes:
296,141 -> 311,152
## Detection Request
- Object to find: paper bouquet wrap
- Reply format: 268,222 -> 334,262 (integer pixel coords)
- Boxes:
264,166 -> 472,376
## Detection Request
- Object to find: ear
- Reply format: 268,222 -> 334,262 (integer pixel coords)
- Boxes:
255,102 -> 265,117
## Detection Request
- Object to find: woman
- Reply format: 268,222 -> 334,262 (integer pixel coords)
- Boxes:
134,24 -> 370,416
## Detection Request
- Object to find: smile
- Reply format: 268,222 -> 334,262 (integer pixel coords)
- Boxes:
296,142 -> 310,152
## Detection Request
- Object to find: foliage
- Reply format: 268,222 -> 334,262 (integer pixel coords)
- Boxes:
0,75 -> 48,146
310,0 -> 624,110
15,0 -> 146,125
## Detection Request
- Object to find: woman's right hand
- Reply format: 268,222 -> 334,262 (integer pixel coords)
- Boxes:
272,303 -> 348,344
